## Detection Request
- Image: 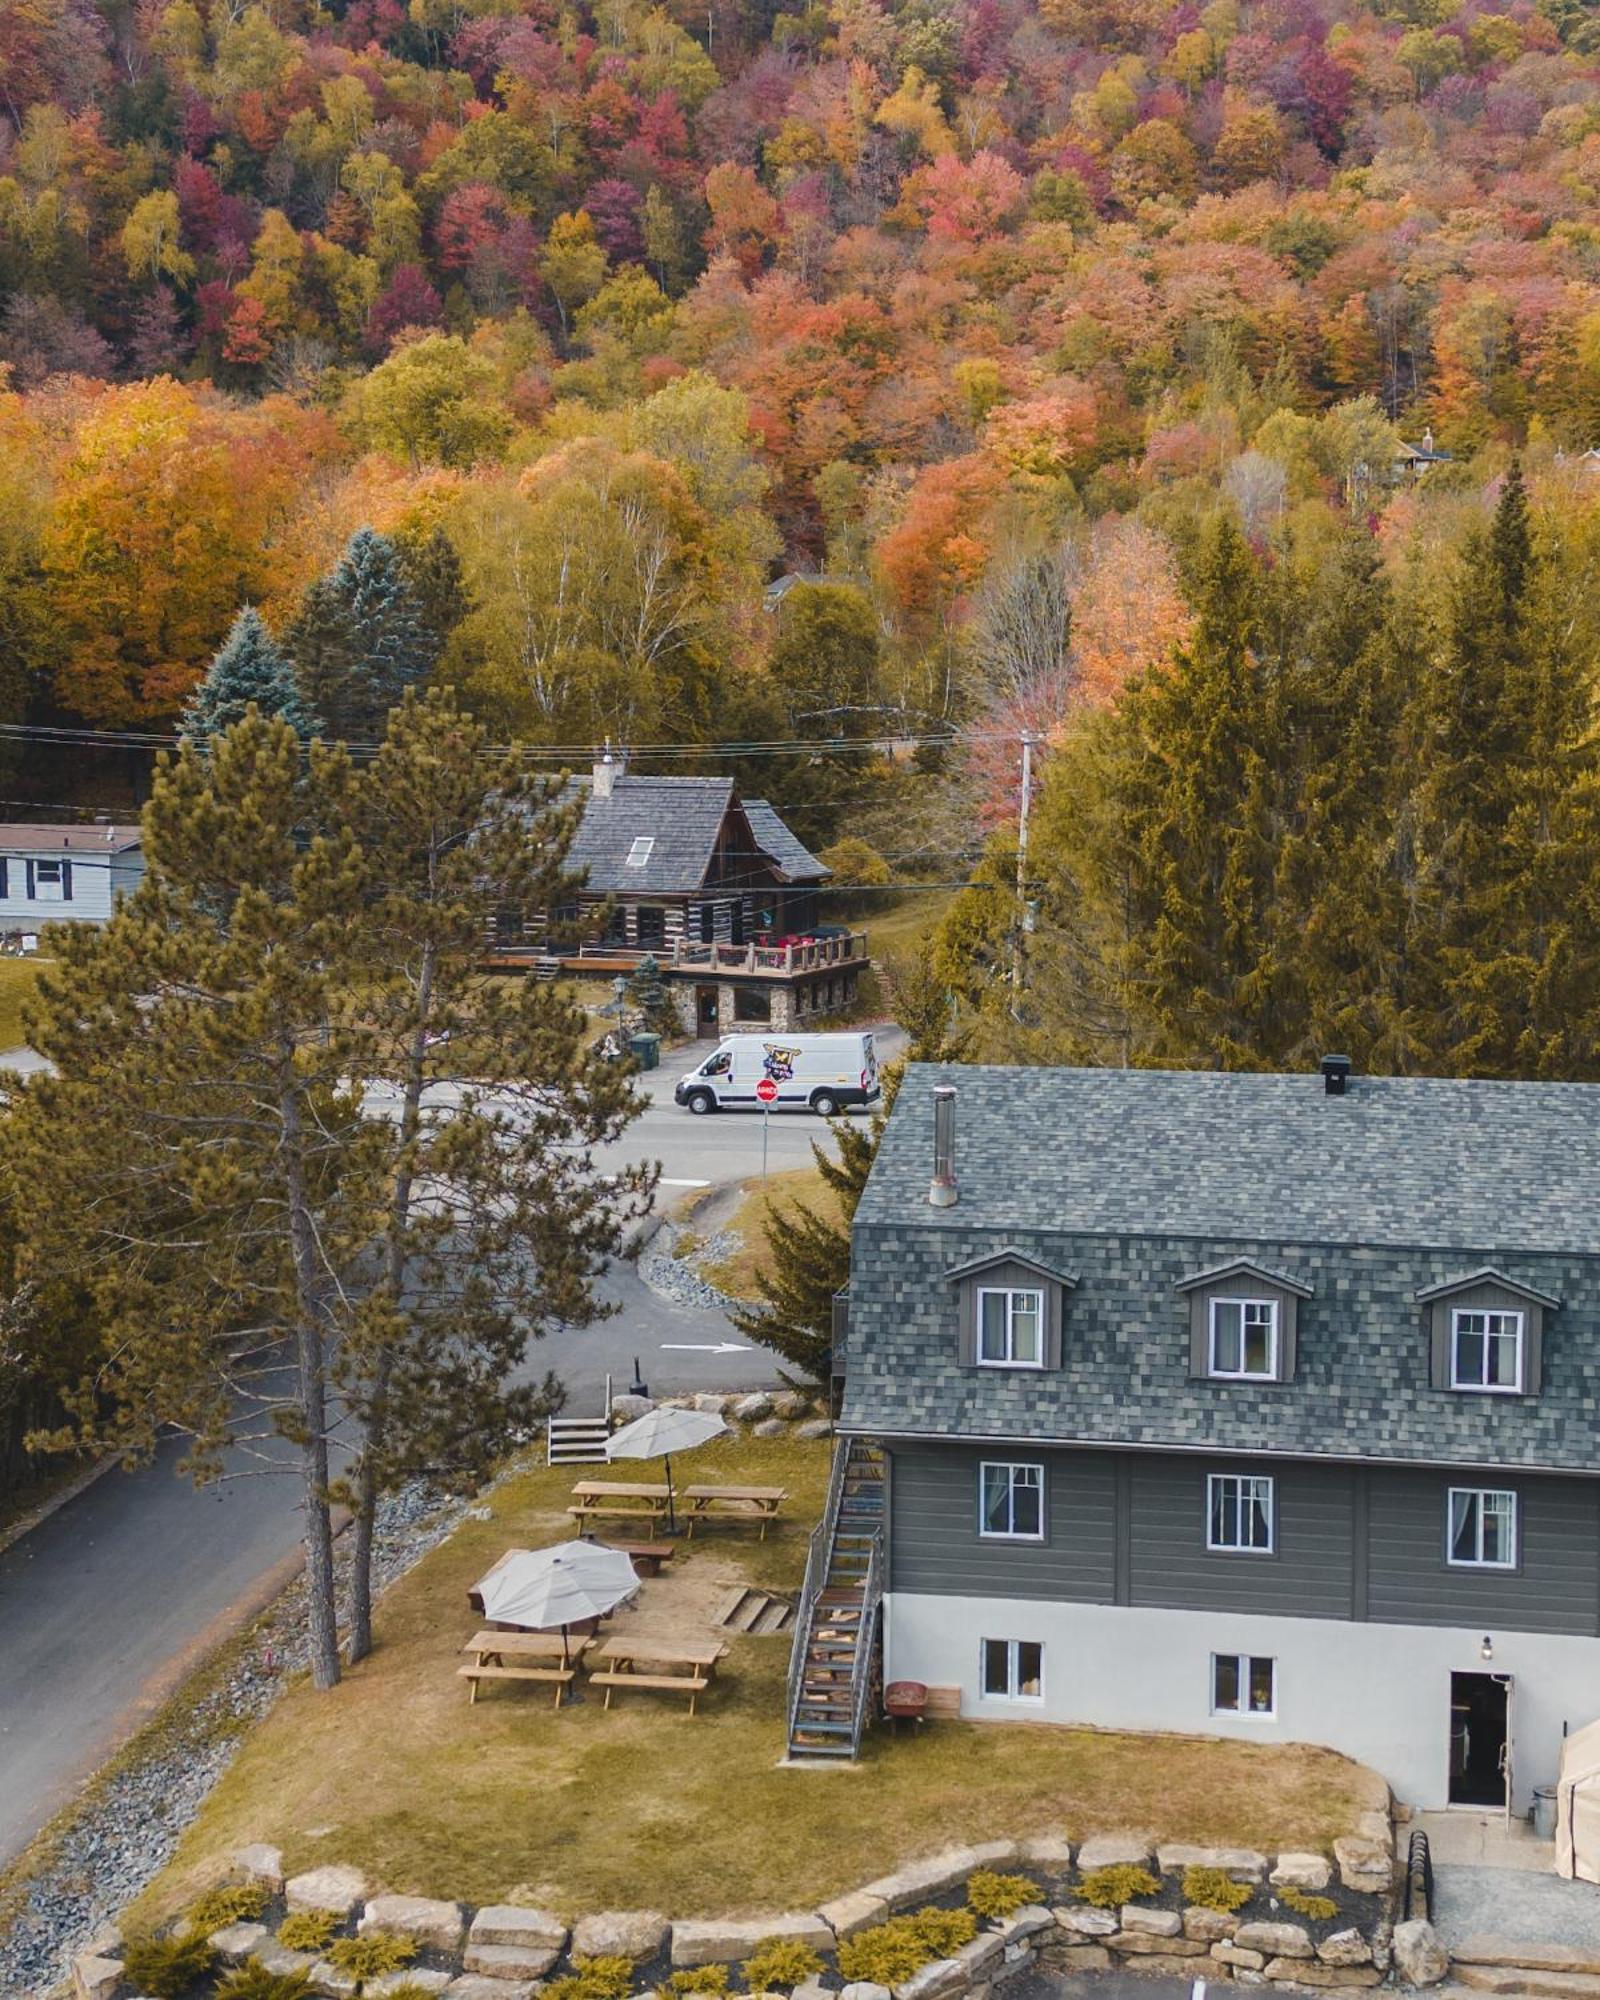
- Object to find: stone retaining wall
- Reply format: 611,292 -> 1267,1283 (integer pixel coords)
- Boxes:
76,1797 -> 1412,2000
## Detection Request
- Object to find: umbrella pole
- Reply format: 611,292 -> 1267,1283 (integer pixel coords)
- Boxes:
665,1452 -> 679,1536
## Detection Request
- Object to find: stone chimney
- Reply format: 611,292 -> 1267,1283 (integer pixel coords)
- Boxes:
593,741 -> 624,800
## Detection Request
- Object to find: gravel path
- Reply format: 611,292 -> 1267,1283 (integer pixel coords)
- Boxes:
1432,1860 -> 1600,1956
0,1480 -> 472,1999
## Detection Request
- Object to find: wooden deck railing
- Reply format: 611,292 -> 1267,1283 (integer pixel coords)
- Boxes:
571,932 -> 869,977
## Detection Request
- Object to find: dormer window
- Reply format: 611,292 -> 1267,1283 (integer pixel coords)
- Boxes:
1209,1299 -> 1278,1380
625,836 -> 654,868
978,1288 -> 1044,1367
1450,1309 -> 1523,1393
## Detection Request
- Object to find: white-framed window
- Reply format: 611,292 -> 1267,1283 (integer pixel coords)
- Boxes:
625,836 -> 655,868
1207,1473 -> 1275,1553
1208,1298 -> 1278,1379
1212,1652 -> 1275,1717
1448,1487 -> 1517,1568
980,1461 -> 1044,1540
978,1288 -> 1044,1367
981,1637 -> 1043,1701
31,859 -> 66,903
1450,1309 -> 1523,1393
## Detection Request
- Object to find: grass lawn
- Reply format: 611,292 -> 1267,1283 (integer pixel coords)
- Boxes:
696,1165 -> 840,1302
0,956 -> 44,1050
133,1434 -> 1369,1929
862,889 -> 953,963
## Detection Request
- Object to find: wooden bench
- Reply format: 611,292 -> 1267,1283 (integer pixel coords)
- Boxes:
600,1540 -> 677,1577
682,1485 -> 788,1541
568,1501 -> 667,1536
587,1669 -> 711,1715
457,1663 -> 577,1707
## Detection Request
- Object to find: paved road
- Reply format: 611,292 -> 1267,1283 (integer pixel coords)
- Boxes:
0,1031 -> 899,1867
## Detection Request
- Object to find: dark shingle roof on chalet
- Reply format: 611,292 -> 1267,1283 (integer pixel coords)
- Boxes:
742,799 -> 829,883
564,776 -> 734,894
859,1063 -> 1600,1255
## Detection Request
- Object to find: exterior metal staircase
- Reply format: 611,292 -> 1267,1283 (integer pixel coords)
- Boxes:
785,1438 -> 884,1760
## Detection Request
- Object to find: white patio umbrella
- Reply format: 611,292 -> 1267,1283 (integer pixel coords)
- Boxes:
478,1540 -> 641,1662
606,1405 -> 728,1533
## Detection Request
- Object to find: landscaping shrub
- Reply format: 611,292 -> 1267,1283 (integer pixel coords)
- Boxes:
742,1938 -> 825,1990
544,1956 -> 635,2000
1074,1865 -> 1161,1908
835,1907 -> 979,1986
1278,1886 -> 1339,1921
326,1932 -> 419,1978
967,1871 -> 1042,1921
215,1968 -> 314,2000
1182,1866 -> 1253,1914
189,1883 -> 271,1931
121,1929 -> 218,1998
277,1912 -> 337,1953
667,1968 -> 730,1995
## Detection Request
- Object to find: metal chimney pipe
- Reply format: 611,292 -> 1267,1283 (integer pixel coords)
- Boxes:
929,1085 -> 958,1207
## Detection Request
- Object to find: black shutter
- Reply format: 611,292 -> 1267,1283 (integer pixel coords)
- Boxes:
24,860 -> 33,898
60,860 -> 72,902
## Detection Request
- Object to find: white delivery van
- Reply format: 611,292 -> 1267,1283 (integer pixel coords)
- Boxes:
673,1032 -> 880,1117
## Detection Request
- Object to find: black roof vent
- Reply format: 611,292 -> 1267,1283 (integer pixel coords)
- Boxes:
1321,1054 -> 1352,1097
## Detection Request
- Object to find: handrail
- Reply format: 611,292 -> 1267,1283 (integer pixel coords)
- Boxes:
785,1437 -> 850,1739
1405,1830 -> 1433,1923
848,1527 -> 884,1753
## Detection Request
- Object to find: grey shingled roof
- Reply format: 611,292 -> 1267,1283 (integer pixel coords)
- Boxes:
858,1063 -> 1600,1254
564,776 -> 734,894
741,799 -> 829,883
0,824 -> 142,854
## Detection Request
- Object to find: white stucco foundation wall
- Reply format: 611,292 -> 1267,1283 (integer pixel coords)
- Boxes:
886,1590 -> 1600,1813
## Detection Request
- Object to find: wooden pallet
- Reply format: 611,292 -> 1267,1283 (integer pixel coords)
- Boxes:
714,1584 -> 795,1636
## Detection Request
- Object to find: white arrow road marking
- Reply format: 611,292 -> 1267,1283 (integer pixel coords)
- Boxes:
657,1177 -> 711,1187
660,1341 -> 752,1353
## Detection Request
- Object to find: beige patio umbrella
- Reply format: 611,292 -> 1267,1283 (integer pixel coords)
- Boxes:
478,1540 -> 641,1663
606,1405 -> 728,1534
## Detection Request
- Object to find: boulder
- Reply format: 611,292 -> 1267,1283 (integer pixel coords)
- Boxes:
732,1392 -> 773,1422
209,1922 -> 270,1964
571,1911 -> 670,1961
1318,1929 -> 1373,1967
72,1954 -> 123,2000
859,1844 -> 1016,1911
1263,1961 -> 1380,1987
693,1393 -> 730,1414
368,1976 -> 450,1998
1391,1918 -> 1450,1988
671,1914 -> 833,1968
1213,1943 -> 1267,1971
1333,1836 -> 1393,1896
360,1894 -> 464,1952
463,1941 -> 562,1980
1109,1933 -> 1206,1957
468,1905 -> 568,1953
952,1932 -> 1006,1979
1120,1906 -> 1181,1937
1050,1944 -> 1112,1970
1182,1907 -> 1239,1943
772,1391 -> 809,1419
610,1394 -> 655,1424
794,1419 -> 832,1441
840,1986 -> 892,2000
308,1962 -> 361,1998
233,1842 -> 287,1893
753,1418 -> 787,1439
792,1977 -> 832,2000
1157,1843 -> 1267,1881
253,1941 -> 319,1979
285,1864 -> 372,1917
1271,1851 -> 1332,1892
994,1907 -> 1054,1945
1018,1834 -> 1073,1868
817,1890 -> 890,1938
1054,1907 -> 1117,1938
891,1958 -> 964,2000
444,1981 -> 539,2000
1236,1921 -> 1314,1959
1075,1833 -> 1154,1871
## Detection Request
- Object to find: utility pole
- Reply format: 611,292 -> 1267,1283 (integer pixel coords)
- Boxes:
1012,731 -> 1036,996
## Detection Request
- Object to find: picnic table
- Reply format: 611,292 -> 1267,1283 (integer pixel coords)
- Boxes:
568,1480 -> 673,1537
682,1485 -> 788,1540
459,1628 -> 593,1707
587,1633 -> 729,1716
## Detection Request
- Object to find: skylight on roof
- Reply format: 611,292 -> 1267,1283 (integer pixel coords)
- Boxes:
625,836 -> 655,867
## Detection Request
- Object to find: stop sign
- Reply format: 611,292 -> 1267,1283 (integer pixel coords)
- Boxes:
755,1077 -> 779,1103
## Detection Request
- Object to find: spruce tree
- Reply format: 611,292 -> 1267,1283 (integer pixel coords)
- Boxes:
288,528 -> 432,741
395,522 -> 471,669
182,607 -> 311,746
625,952 -> 677,1037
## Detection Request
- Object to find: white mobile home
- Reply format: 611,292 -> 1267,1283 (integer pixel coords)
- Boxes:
0,824 -> 144,930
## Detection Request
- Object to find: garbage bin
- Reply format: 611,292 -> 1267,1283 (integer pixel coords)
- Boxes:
627,1031 -> 661,1071
1534,1785 -> 1558,1840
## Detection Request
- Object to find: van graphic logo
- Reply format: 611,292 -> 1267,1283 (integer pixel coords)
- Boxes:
761,1043 -> 801,1081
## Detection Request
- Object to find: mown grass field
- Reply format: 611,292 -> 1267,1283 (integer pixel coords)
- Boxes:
696,1164 -> 841,1302
133,1433 -> 1369,1928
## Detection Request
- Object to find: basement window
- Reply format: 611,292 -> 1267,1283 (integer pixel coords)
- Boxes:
1212,1652 -> 1275,1717
981,1637 -> 1043,1702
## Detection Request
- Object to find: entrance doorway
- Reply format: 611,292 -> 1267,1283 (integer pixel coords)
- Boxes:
1450,1671 -> 1510,1807
696,985 -> 719,1032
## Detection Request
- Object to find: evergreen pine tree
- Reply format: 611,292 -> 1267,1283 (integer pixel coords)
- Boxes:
182,607 -> 311,746
395,522 -> 471,670
625,952 -> 677,1037
728,1069 -> 900,1383
287,528 -> 432,741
